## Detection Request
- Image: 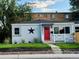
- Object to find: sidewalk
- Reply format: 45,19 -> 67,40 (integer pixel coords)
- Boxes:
48,44 -> 62,54
0,51 -> 52,55
0,54 -> 79,59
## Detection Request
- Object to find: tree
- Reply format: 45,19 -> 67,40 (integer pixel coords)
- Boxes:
70,0 -> 79,21
70,0 -> 79,12
17,3 -> 32,21
0,0 -> 32,43
0,0 -> 17,43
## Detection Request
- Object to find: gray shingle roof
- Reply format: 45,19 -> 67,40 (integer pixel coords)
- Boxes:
12,19 -> 74,24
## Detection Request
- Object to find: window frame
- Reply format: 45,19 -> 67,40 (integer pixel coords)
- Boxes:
65,14 -> 69,19
59,27 -> 65,34
54,27 -> 59,34
75,27 -> 79,32
64,27 -> 70,34
14,28 -> 20,35
54,26 -> 70,34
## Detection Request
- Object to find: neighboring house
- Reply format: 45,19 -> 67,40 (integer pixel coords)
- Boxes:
21,12 -> 71,22
31,12 -> 71,21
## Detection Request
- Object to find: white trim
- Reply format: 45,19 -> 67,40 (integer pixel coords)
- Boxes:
41,25 -> 44,43
12,26 -> 21,36
12,24 -> 40,26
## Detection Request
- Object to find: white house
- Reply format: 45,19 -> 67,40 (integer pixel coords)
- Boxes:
11,20 -> 77,44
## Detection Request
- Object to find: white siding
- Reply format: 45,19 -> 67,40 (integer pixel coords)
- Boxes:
52,22 -> 74,43
12,24 -> 41,44
12,22 -> 75,43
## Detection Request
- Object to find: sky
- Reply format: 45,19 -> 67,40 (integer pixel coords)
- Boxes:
18,0 -> 71,12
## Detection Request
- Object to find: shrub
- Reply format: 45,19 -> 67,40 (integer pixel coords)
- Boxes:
28,41 -> 32,43
21,39 -> 25,43
4,38 -> 10,44
14,41 -> 17,44
33,38 -> 42,43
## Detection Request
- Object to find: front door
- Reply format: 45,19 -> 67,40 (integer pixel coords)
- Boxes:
44,27 -> 50,41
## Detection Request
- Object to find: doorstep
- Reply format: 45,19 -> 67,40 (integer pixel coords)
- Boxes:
44,41 -> 53,44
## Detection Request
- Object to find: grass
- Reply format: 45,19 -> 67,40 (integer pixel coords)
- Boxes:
56,43 -> 79,49
0,43 -> 51,49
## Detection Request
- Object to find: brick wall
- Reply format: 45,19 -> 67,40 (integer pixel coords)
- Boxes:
31,13 -> 71,21
31,13 -> 51,20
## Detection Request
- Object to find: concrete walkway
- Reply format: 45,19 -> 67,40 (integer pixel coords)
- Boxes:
48,44 -> 62,54
0,54 -> 79,59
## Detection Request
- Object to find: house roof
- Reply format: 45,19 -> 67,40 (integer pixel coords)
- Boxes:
12,20 -> 74,24
25,12 -> 72,14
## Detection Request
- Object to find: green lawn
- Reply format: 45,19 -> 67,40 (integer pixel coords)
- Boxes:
56,43 -> 79,49
0,43 -> 51,49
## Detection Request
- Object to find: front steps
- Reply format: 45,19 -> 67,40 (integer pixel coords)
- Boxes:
44,41 -> 53,43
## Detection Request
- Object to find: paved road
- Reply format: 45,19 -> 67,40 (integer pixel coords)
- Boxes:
0,54 -> 79,59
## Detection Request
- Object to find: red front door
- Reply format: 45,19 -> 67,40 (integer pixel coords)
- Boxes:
44,27 -> 50,41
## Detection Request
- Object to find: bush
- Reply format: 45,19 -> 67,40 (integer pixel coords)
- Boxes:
4,37 -> 10,44
14,41 -> 17,44
21,39 -> 25,43
33,38 -> 42,43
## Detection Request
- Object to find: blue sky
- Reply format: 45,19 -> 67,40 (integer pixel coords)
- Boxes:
18,0 -> 71,12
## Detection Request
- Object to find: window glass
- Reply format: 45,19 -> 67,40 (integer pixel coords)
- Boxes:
54,27 -> 70,34
44,14 -> 47,17
54,27 -> 59,34
65,14 -> 69,19
38,14 -> 42,17
15,28 -> 19,35
52,14 -> 55,18
65,27 -> 70,34
75,27 -> 79,32
59,27 -> 64,34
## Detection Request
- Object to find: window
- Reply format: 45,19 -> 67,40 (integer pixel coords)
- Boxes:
65,27 -> 70,34
54,27 -> 70,34
59,27 -> 64,34
75,27 -> 79,32
52,15 -> 55,18
54,27 -> 59,34
44,14 -> 47,17
38,14 -> 42,17
14,28 -> 19,35
65,14 -> 69,19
